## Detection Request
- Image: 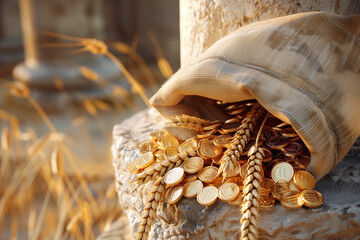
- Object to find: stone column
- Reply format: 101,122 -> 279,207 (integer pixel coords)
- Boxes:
180,0 -> 359,67
13,0 -> 121,91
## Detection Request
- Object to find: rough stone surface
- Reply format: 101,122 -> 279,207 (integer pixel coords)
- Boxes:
112,108 -> 360,240
180,0 -> 359,67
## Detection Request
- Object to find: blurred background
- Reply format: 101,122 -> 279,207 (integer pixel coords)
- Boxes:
0,0 -> 179,239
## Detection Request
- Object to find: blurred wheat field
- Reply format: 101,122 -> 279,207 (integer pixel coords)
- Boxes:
0,34 -> 173,239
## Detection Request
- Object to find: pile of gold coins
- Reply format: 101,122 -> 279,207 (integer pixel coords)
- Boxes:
129,100 -> 324,240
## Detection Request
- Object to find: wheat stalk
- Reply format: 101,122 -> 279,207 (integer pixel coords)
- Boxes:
135,177 -> 164,240
240,113 -> 269,240
218,103 -> 264,181
136,148 -> 196,185
169,114 -> 212,131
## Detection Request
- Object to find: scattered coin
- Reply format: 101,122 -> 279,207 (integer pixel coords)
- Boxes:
220,122 -> 241,133
271,180 -> 290,200
135,152 -> 154,169
261,126 -> 278,141
271,162 -> 294,183
224,117 -> 242,124
182,173 -> 198,183
293,171 -> 316,190
266,135 -> 289,150
280,191 -> 304,210
139,140 -> 158,153
260,178 -> 274,195
282,142 -> 303,157
203,122 -> 222,131
164,146 -> 180,163
259,194 -> 275,210
183,157 -> 204,174
218,182 -> 240,202
197,186 -> 218,206
183,180 -> 203,198
288,180 -> 301,193
294,155 -> 311,169
228,194 -> 243,206
166,185 -> 184,204
262,148 -> 273,163
150,130 -> 166,141
299,189 -> 324,208
280,127 -> 298,138
225,177 -> 244,186
126,160 -> 141,174
158,135 -> 179,149
164,167 -> 185,186
199,140 -> 223,158
197,129 -> 217,138
213,135 -> 232,148
178,138 -> 198,154
198,166 -> 218,183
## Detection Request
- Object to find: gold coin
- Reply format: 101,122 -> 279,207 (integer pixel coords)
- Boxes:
271,180 -> 290,200
198,166 -> 218,183
183,180 -> 203,198
299,189 -> 324,208
293,171 -> 316,190
260,178 -> 274,195
225,177 -> 244,186
271,162 -> 294,183
199,140 -> 223,159
218,182 -> 240,202
228,194 -> 243,206
213,135 -> 232,148
209,177 -> 223,188
197,129 -> 217,139
158,135 -> 179,150
126,160 -> 140,174
259,194 -> 275,210
294,155 -> 311,169
154,149 -> 165,161
164,146 -> 180,163
288,179 -> 301,193
150,130 -> 166,141
164,167 -> 185,186
203,122 -> 221,131
178,138 -> 198,154
166,185 -> 184,204
197,186 -> 218,206
135,152 -> 154,169
262,148 -> 273,163
183,174 -> 198,182
183,157 -> 204,174
280,191 -> 304,210
139,140 -> 157,153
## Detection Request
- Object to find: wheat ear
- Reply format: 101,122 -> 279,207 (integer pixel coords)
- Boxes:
135,177 -> 164,240
217,103 -> 263,181
240,113 -> 269,240
169,114 -> 211,131
136,148 -> 196,185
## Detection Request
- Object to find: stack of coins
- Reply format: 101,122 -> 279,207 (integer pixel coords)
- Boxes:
130,99 -> 325,240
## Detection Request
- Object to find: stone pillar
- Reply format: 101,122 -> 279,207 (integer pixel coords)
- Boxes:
180,0 -> 359,67
13,0 -> 121,91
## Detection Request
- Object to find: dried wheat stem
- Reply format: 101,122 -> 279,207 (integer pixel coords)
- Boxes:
136,148 -> 197,185
169,114 -> 211,131
218,104 -> 264,181
240,113 -> 269,240
135,177 -> 164,240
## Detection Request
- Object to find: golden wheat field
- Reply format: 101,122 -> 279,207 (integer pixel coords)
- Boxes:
0,32 -> 173,239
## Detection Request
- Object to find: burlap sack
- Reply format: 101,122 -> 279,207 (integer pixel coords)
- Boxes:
150,12 -> 360,180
